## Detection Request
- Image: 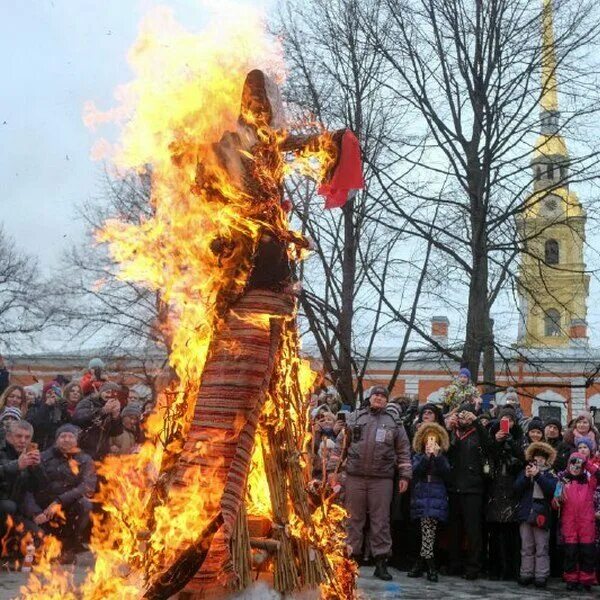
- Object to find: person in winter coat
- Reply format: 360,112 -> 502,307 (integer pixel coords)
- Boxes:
72,382 -> 123,460
63,382 -> 83,418
445,402 -> 493,579
109,404 -> 145,455
26,382 -> 70,451
523,418 -> 544,450
514,441 -> 557,588
543,418 -> 570,472
80,357 -> 108,397
342,385 -> 412,581
562,412 -> 599,454
407,422 -> 450,583
0,420 -> 42,556
22,424 -> 96,561
486,406 -> 524,580
409,403 -> 445,439
0,406 -> 21,447
554,451 -> 600,591
0,384 -> 28,416
441,368 -> 481,413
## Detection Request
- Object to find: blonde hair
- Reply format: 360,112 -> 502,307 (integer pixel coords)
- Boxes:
0,385 -> 27,414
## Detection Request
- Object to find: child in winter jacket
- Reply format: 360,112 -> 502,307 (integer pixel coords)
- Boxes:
407,422 -> 450,583
554,451 -> 599,590
514,441 -> 557,588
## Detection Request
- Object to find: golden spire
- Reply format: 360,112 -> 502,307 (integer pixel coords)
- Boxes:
541,0 -> 558,113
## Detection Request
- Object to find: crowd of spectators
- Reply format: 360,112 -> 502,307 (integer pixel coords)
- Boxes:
0,358 -> 153,565
309,370 -> 600,591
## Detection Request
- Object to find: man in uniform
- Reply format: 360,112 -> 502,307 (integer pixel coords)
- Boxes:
342,385 -> 412,580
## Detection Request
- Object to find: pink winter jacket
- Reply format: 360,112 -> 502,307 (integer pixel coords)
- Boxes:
560,462 -> 599,544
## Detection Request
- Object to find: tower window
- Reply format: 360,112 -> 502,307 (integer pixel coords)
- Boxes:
544,309 -> 561,337
535,166 -> 542,181
545,239 -> 559,265
547,164 -> 555,180
560,165 -> 567,181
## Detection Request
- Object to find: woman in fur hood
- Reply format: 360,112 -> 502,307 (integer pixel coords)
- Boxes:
407,422 -> 450,583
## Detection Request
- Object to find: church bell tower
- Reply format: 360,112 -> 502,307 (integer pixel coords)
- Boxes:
517,0 -> 589,348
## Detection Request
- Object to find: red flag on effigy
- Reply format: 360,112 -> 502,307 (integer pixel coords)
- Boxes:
318,130 -> 364,209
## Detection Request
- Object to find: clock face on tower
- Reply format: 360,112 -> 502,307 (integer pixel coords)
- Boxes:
541,195 -> 560,217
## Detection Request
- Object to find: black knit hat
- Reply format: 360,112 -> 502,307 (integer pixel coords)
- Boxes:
368,385 -> 389,399
527,418 -> 544,434
544,417 -> 563,434
498,406 -> 517,421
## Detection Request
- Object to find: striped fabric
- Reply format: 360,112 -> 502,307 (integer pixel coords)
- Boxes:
172,289 -> 295,595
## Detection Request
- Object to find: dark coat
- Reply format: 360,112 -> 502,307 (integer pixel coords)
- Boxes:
447,420 -> 493,495
26,399 -> 70,451
513,469 -> 557,525
546,437 -> 571,473
410,454 -> 451,521
72,396 -> 123,460
486,422 -> 524,523
0,442 -> 42,506
22,446 -> 97,516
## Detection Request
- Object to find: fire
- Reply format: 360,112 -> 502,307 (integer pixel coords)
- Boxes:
21,3 -> 354,599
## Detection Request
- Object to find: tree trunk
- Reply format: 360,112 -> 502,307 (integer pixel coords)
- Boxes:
337,198 -> 357,406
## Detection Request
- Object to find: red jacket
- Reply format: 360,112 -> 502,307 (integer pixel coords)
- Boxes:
560,462 -> 599,544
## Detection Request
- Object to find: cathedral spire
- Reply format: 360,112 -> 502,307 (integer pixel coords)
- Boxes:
541,0 -> 559,115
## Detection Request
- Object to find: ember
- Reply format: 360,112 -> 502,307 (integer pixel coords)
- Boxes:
21,3 -> 361,599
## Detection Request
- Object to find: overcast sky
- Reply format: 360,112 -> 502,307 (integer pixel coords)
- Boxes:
1,0 -> 269,272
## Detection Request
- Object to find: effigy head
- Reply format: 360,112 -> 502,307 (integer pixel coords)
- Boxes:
240,69 -> 285,129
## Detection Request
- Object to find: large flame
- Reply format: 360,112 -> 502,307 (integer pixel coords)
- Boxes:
21,3 -> 353,599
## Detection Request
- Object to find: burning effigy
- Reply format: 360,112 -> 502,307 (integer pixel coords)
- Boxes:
20,6 -> 362,600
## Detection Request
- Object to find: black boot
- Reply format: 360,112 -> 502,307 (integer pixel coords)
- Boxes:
373,556 -> 393,581
407,558 -> 425,578
426,558 -> 438,582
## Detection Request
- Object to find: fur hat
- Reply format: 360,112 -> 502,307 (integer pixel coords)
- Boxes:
413,422 -> 450,454
503,386 -> 519,405
525,441 -> 557,465
527,418 -> 544,434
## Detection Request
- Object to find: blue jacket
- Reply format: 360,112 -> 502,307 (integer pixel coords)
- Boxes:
410,453 -> 451,521
513,469 -> 557,524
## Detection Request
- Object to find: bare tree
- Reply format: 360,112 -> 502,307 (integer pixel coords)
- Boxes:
361,0 -> 600,390
54,171 -> 169,393
0,226 -> 51,350
278,0 -> 435,404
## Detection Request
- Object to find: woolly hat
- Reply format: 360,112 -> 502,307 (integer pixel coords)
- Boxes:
568,451 -> 587,463
99,382 -> 121,394
0,406 -> 22,421
527,418 -> 544,434
55,423 -> 81,439
544,417 -> 562,434
418,402 -> 443,424
504,387 -> 519,405
121,404 -> 142,418
368,385 -> 389,399
42,382 -> 62,399
458,368 -> 471,380
88,358 -> 105,370
498,406 -> 517,421
575,437 -> 595,453
525,441 -> 557,465
457,401 -> 476,414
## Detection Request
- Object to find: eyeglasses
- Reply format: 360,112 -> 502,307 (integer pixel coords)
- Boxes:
569,458 -> 583,465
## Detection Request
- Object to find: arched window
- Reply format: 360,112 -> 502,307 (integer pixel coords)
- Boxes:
544,309 -> 561,337
545,239 -> 559,265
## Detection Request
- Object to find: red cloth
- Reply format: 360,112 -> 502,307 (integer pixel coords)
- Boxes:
318,130 -> 364,209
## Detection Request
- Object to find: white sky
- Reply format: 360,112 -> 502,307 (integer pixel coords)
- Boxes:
0,0 -> 271,272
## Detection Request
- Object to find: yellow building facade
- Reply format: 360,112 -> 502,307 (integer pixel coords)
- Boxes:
517,0 -> 589,348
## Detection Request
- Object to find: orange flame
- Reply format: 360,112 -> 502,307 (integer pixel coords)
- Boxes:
22,3 -> 352,598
